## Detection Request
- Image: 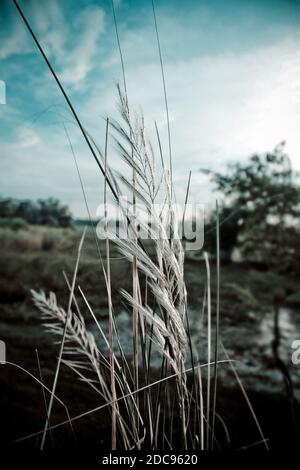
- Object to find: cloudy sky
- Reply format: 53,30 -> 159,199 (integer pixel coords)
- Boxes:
0,0 -> 300,217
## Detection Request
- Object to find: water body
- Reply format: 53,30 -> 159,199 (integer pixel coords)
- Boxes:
89,307 -> 300,396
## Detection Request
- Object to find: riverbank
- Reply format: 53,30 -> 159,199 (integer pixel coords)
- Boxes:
0,225 -> 300,449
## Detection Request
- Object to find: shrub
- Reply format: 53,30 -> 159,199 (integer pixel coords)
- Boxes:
0,197 -> 72,228
0,217 -> 28,230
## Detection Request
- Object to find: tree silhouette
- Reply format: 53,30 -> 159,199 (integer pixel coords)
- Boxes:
0,197 -> 72,228
203,142 -> 300,271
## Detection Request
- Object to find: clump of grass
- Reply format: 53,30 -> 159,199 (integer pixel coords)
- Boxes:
0,217 -> 28,231
28,92 -> 267,450
12,0 -> 268,450
0,225 -> 71,252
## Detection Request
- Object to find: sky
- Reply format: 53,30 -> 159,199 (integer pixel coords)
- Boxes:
0,0 -> 300,217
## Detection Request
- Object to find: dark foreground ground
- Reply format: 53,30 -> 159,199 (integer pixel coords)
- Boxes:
0,225 -> 300,450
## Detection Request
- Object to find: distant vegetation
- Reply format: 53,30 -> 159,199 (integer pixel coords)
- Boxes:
204,143 -> 300,273
0,197 -> 72,228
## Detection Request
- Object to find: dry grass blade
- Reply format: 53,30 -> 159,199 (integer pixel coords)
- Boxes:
221,343 -> 269,450
33,227 -> 86,450
211,200 -> 220,449
204,251 -> 212,449
5,360 -> 234,448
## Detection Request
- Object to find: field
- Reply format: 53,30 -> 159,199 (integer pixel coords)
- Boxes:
1,224 -> 300,449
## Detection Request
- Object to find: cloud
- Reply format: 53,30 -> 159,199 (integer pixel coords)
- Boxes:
83,36 -> 300,166
80,36 -> 300,211
0,18 -> 32,60
1,0 -> 300,216
17,127 -> 41,148
59,7 -> 105,87
1,1 -> 105,89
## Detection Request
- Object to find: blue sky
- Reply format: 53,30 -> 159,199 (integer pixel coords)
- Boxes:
0,0 -> 300,216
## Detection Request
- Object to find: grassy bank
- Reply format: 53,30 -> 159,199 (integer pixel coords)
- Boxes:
1,225 -> 300,449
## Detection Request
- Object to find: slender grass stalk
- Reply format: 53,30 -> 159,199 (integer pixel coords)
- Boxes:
63,125 -> 141,448
7,359 -> 233,448
204,252 -> 212,450
211,200 -> 220,448
63,123 -> 105,266
182,170 -> 202,445
76,291 -> 140,449
110,3 -> 142,446
151,0 -> 173,196
60,277 -> 135,449
132,138 -> 140,448
182,171 -> 192,227
221,343 -> 269,450
12,0 -> 120,205
104,117 -> 117,449
40,228 -> 86,450
4,361 -> 73,434
111,0 -> 128,101
197,365 -> 205,450
35,349 -> 54,448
